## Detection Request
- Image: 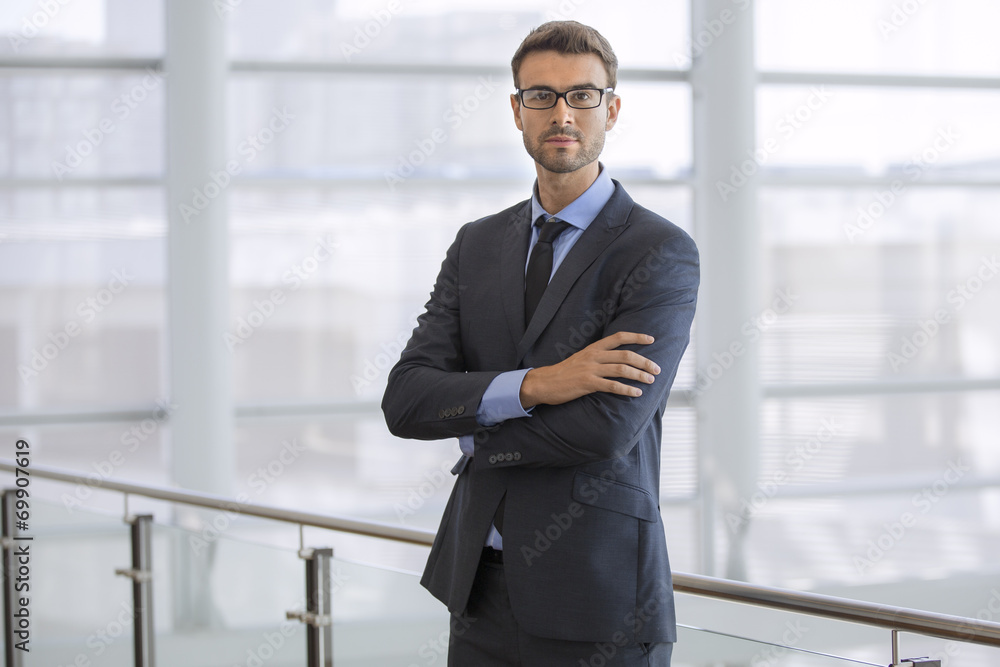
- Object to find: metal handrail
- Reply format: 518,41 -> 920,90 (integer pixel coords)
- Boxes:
4,458 -> 1000,649
671,573 -> 1000,647
0,459 -> 433,546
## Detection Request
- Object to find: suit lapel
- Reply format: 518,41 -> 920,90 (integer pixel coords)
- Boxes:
515,182 -> 635,364
500,202 -> 533,352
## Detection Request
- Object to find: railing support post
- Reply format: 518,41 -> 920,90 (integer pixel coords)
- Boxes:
888,629 -> 941,667
115,514 -> 156,667
1,490 -> 25,667
287,547 -> 334,667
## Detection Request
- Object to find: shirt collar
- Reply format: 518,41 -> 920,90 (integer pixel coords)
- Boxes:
530,162 -> 615,232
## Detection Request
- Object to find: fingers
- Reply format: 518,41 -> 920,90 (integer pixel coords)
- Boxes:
612,350 -> 660,376
589,349 -> 658,380
533,331 -> 660,405
598,379 -> 644,398
605,360 -> 656,385
589,331 -> 655,350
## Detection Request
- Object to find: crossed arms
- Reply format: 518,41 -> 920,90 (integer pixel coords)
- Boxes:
382,220 -> 699,468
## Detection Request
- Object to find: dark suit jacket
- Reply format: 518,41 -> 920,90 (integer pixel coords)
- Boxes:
382,181 -> 699,644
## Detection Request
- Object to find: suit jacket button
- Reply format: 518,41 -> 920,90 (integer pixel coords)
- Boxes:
504,452 -> 513,461
457,405 -> 465,415
488,454 -> 497,464
438,409 -> 446,419
513,452 -> 521,461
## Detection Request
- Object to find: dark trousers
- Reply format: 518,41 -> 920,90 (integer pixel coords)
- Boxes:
447,551 -> 673,666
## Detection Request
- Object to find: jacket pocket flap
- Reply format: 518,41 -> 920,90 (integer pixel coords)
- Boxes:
572,472 -> 658,522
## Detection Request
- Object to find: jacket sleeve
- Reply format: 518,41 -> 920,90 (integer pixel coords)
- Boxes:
381,223 -> 504,440
472,228 -> 699,469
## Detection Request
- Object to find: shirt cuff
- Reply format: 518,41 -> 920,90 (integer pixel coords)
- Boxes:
458,369 -> 533,458
477,368 -> 533,426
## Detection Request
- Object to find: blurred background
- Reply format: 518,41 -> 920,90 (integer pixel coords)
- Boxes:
1,0 -> 999,665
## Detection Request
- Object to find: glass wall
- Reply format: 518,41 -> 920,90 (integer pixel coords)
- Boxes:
1,0 -> 998,615
748,0 -> 1000,596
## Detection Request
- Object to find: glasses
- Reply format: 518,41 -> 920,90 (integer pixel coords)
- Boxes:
516,87 -> 615,110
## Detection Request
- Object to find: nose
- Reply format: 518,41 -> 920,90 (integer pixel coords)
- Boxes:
550,96 -> 574,124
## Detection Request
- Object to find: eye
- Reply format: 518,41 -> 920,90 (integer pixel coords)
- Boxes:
569,89 -> 596,104
526,90 -> 554,103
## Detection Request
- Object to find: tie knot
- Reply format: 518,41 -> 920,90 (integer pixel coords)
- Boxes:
536,217 -> 571,244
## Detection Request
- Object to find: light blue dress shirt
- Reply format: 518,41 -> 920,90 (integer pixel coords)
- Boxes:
458,164 -> 616,549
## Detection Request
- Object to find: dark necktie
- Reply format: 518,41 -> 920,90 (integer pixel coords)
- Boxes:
494,217 -> 571,537
524,217 -> 571,325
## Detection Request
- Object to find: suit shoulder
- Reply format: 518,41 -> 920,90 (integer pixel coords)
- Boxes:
463,198 -> 530,233
626,201 -> 697,255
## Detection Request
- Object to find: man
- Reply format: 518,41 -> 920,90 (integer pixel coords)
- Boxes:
382,20 -> 699,666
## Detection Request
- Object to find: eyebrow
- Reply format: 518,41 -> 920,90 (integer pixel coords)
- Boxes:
523,83 -> 601,91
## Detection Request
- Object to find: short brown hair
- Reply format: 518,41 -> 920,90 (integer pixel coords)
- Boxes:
511,20 -> 618,91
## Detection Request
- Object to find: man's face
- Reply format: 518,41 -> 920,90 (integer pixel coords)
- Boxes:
511,50 -> 620,175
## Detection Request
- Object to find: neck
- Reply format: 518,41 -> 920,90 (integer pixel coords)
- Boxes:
535,161 -> 600,215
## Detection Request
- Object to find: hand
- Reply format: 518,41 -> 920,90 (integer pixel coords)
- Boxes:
519,331 -> 660,408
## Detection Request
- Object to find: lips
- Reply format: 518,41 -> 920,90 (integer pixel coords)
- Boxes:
545,136 -> 577,147
542,126 -> 583,145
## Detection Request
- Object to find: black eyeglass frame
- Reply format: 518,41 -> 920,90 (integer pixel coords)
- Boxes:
515,87 -> 616,110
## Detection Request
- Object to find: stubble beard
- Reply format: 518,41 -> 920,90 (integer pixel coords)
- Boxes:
524,126 -> 606,174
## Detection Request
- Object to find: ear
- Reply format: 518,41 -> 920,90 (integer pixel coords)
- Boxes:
511,93 -> 524,131
605,94 -> 621,132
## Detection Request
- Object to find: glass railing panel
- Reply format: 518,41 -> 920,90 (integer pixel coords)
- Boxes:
11,498 -> 135,667
147,515 -> 448,665
676,624 -> 882,666
330,556 -> 449,666
8,478 -> 999,666
677,591 -> 887,666
151,517 -> 308,666
676,590 -> 1000,666
151,514 -> 446,666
